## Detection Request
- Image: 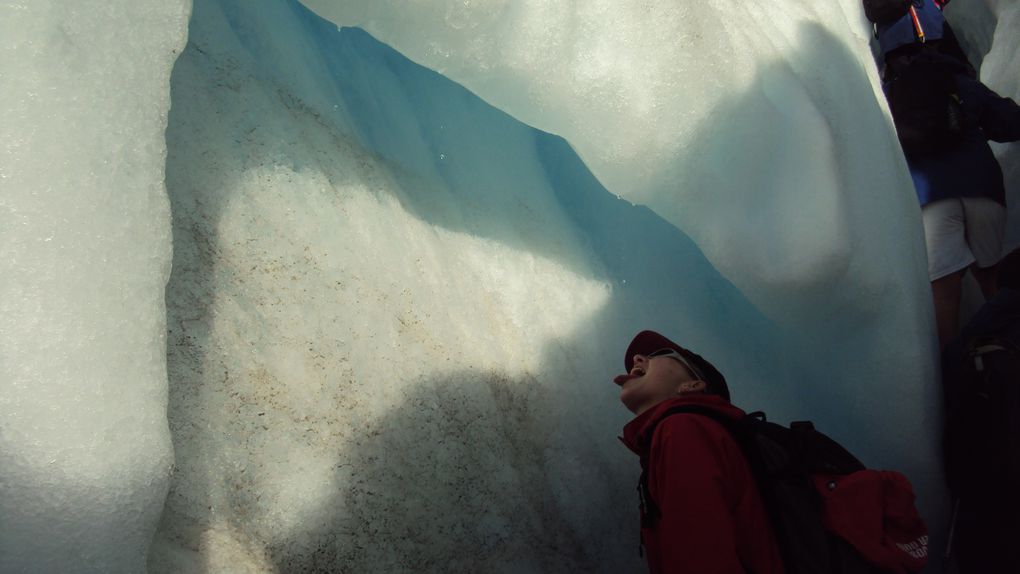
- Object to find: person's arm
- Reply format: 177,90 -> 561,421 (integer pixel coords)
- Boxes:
963,78 -> 1020,142
650,415 -> 745,574
982,94 -> 1020,142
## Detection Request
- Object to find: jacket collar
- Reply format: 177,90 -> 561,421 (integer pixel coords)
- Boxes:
619,395 -> 746,455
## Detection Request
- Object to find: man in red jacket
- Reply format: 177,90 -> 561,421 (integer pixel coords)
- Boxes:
615,330 -> 784,574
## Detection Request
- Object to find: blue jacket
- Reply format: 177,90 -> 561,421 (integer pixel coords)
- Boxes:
876,0 -> 946,55
906,73 -> 1020,207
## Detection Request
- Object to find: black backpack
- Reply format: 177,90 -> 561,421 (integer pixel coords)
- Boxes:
886,57 -> 967,159
942,303 -> 1020,571
863,0 -> 913,24
639,406 -> 917,574
944,338 -> 1020,496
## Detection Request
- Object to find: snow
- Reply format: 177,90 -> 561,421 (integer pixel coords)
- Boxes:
0,0 -> 1016,572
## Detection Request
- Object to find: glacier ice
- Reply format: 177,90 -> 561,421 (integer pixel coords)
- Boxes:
146,1 -> 785,570
1,1 -> 190,572
0,0 -> 1017,571
300,0 -> 928,324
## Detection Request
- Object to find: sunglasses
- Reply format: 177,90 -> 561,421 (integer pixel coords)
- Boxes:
646,348 -> 707,382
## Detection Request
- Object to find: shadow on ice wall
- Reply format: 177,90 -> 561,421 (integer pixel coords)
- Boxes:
147,0 -> 929,572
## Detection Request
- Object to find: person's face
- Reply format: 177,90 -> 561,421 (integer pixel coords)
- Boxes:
614,351 -> 705,415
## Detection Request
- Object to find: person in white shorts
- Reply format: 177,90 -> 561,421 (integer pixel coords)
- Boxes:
885,54 -> 1020,349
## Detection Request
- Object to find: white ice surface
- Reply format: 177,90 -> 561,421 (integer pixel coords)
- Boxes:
300,0 -> 930,326
1,1 -> 190,572
975,1 -> 1020,249
2,0 -> 1017,571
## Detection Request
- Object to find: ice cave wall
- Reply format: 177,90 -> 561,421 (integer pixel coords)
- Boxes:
1,0 -> 1017,572
152,0 -> 943,570
1,1 -> 189,572
147,0 -> 786,570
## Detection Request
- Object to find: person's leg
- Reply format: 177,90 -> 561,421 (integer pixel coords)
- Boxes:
970,263 -> 998,299
962,197 -> 1007,301
932,269 -> 965,351
922,199 -> 974,349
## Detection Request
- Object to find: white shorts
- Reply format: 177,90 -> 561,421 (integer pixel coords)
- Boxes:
921,197 -> 1006,281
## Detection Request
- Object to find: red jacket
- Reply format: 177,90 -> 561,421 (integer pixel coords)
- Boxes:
621,395 -> 784,574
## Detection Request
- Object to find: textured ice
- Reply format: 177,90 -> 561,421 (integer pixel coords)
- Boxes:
145,2 -> 785,570
0,0 -> 1016,572
1,1 -> 189,572
301,0 -> 923,323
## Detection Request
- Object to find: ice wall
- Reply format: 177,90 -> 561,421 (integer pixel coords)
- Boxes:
300,0 -> 932,327
147,0 -> 793,570
297,0 -> 951,490
0,1 -> 190,572
5,0 -> 1016,571
139,0 -> 950,569
300,0 -> 946,560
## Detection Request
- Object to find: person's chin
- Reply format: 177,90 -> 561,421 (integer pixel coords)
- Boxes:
619,388 -> 640,413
